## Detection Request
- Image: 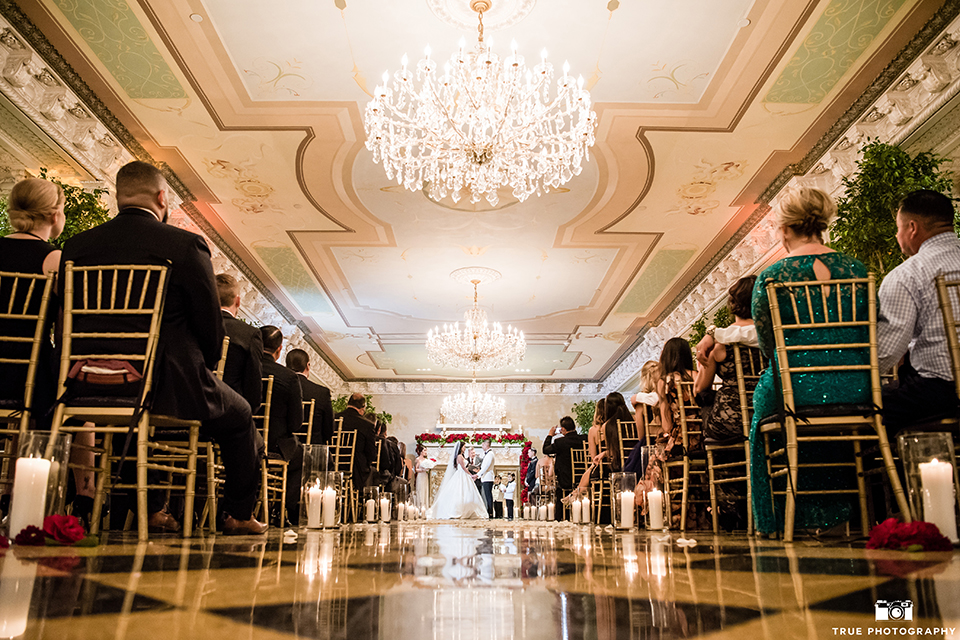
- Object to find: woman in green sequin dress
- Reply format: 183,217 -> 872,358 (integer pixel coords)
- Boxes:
750,187 -> 869,535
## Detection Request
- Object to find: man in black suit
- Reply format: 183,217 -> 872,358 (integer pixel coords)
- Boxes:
59,161 -> 266,535
216,273 -> 262,413
285,348 -> 334,445
259,326 -> 304,525
542,416 -> 587,520
335,392 -> 377,489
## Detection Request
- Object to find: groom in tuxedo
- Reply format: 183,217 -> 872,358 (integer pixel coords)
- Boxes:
478,439 -> 496,517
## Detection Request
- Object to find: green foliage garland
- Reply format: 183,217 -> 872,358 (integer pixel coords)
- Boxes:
332,393 -> 392,425
831,140 -> 955,282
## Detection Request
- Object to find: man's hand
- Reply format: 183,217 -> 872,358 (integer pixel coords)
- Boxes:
548,425 -> 558,436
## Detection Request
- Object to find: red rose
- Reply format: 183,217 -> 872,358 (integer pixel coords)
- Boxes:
43,515 -> 86,544
14,525 -> 46,546
867,518 -> 952,552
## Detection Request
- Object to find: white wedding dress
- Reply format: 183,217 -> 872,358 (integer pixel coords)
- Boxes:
428,443 -> 489,520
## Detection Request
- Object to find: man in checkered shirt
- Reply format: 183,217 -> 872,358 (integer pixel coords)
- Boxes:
878,189 -> 960,432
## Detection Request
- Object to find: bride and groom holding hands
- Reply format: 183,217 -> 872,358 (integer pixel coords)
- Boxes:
428,439 -> 495,520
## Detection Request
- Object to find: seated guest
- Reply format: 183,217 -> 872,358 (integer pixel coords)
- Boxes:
335,392 -> 377,488
694,275 -> 759,441
542,416 -> 587,519
878,189 -> 960,431
60,161 -> 265,535
586,398 -> 606,461
749,187 -> 866,536
259,326 -> 304,525
285,348 -> 334,444
630,361 -> 660,437
572,393 -> 629,490
216,273 -> 262,413
0,178 -> 97,524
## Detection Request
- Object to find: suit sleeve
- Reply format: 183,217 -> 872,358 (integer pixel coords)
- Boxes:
287,374 -> 303,440
364,426 -> 377,467
183,235 -> 225,369
244,331 -> 264,410
542,435 -> 557,455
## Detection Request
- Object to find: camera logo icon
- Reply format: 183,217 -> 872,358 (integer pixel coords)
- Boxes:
875,600 -> 913,621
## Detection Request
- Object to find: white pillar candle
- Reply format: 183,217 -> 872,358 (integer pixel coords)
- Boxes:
306,483 -> 322,528
580,497 -> 590,523
571,499 -> 581,523
9,456 -> 51,538
0,553 -> 38,637
321,487 -> 337,527
380,497 -> 391,523
365,499 -> 376,522
523,505 -> 531,520
620,491 -> 635,529
919,458 -> 959,543
547,502 -> 555,520
538,505 -> 547,520
647,489 -> 664,530
397,503 -> 406,521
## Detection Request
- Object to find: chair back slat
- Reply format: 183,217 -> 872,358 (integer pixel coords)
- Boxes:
935,275 -> 960,399
676,381 -> 703,451
0,271 -> 54,431
331,418 -> 355,474
616,420 -> 640,468
253,376 -> 274,448
570,446 -> 589,483
301,399 -> 316,445
214,336 -> 229,381
732,344 -> 764,438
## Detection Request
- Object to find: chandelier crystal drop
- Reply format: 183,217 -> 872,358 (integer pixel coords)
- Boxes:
441,382 -> 507,424
426,279 -> 525,370
363,0 -> 597,206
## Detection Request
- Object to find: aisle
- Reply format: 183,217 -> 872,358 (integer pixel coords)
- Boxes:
2,523 -> 957,639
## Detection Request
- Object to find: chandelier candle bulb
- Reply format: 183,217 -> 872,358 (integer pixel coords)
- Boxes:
919,458 -> 958,542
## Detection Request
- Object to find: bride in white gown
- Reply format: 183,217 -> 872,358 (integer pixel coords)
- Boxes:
428,442 -> 489,520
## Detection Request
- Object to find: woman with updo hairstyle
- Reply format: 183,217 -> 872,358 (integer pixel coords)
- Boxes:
0,177 -> 65,275
748,187 -> 869,535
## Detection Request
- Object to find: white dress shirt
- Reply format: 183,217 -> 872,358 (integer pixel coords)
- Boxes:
479,448 -> 495,482
878,232 -> 960,379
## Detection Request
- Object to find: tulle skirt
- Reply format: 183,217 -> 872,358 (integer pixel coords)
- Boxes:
428,467 -> 489,520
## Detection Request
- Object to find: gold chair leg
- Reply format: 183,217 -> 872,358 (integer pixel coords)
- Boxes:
206,443 -> 218,534
259,461 -> 269,522
707,450 -> 719,534
680,458 -> 690,533
91,432 -> 112,536
852,440 -> 869,536
279,465 -> 288,527
783,420 -> 799,543
744,440 -> 754,536
183,426 -> 199,538
663,464 -> 672,525
136,416 -> 150,542
875,419 -> 912,522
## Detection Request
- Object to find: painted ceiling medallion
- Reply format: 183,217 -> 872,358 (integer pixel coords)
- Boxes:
364,0 -> 596,206
426,0 -> 536,32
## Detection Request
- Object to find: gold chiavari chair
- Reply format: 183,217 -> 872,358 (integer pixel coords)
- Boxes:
759,275 -> 910,542
569,445 -> 589,519
295,399 -> 316,445
930,275 -> 960,515
0,271 -> 54,490
254,376 -> 289,524
330,419 -> 356,520
705,343 -> 764,534
196,336 -> 230,534
662,380 -> 707,532
49,263 -> 204,541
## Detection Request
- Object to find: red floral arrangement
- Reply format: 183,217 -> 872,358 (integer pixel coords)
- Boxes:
444,433 -> 470,444
415,433 -> 442,446
498,433 -> 529,445
1,515 -> 96,548
866,518 -> 953,552
519,441 -> 533,505
471,432 -> 498,444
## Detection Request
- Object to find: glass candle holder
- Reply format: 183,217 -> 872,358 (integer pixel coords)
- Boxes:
380,492 -> 394,523
543,489 -> 556,521
898,432 -> 959,543
8,430 -> 71,539
363,486 -> 380,523
611,472 -> 638,530
580,490 -> 591,524
394,484 -> 409,521
299,444 -> 331,529
641,464 -> 667,531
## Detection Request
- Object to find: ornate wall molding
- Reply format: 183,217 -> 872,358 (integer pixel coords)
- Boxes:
602,7 -> 960,395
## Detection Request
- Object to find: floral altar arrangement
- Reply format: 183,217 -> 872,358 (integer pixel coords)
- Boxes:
866,518 -> 953,552
415,432 -> 531,447
472,432 -> 498,444
415,433 -> 443,446
519,442 -> 533,505
444,433 -> 471,445
1,515 -> 97,548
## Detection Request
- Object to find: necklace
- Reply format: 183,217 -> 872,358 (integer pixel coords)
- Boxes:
19,231 -> 49,242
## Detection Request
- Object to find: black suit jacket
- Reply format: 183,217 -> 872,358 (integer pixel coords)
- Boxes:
260,355 -> 303,457
221,310 -> 263,412
543,432 -> 588,490
336,407 -> 377,488
59,208 -> 226,419
295,374 -> 334,444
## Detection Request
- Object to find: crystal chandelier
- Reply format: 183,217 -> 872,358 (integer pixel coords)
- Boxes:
426,278 -> 525,370
364,0 -> 597,206
441,381 -> 506,424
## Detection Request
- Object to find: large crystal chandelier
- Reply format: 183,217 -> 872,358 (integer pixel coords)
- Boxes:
364,0 -> 597,206
441,381 -> 506,424
426,277 -> 525,370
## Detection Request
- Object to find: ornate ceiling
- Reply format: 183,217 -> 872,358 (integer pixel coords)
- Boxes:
0,0 -> 950,385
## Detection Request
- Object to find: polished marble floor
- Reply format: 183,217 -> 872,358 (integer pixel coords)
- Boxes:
1,521 -> 959,640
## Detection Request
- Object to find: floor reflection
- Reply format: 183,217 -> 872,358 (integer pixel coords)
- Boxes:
0,523 -> 958,639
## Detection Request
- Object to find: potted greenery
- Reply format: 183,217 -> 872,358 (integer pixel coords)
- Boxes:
831,139 -> 955,282
570,399 -> 596,435
332,393 -> 392,425
0,169 -> 110,245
